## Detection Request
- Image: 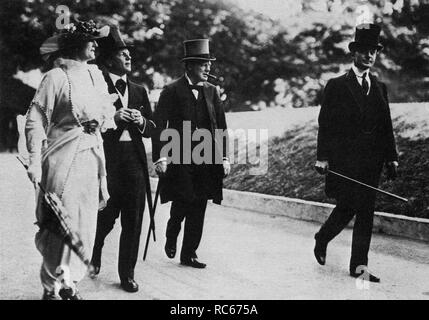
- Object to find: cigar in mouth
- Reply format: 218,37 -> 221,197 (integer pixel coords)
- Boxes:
205,73 -> 218,80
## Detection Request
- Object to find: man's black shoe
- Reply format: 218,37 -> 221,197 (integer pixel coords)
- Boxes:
350,270 -> 380,283
120,278 -> 139,293
313,237 -> 327,266
90,248 -> 101,277
165,238 -> 177,259
180,257 -> 206,269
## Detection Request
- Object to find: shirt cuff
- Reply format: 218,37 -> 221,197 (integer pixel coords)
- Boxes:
137,117 -> 147,134
154,157 -> 167,165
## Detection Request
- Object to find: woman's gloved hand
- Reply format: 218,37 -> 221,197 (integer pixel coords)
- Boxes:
27,154 -> 41,186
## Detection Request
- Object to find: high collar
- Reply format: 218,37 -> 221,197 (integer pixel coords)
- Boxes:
109,72 -> 127,84
351,64 -> 370,78
54,58 -> 90,71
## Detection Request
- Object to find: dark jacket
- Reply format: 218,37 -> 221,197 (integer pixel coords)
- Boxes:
317,69 -> 398,199
101,72 -> 155,171
152,75 -> 228,204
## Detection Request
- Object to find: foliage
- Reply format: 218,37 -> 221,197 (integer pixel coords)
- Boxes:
1,1 -> 429,150
1,0 -> 428,112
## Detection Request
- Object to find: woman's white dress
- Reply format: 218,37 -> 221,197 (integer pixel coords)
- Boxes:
25,58 -> 116,292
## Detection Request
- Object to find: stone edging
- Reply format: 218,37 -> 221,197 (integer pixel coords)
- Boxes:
149,178 -> 429,242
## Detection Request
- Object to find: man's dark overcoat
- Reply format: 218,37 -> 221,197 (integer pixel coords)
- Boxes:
152,75 -> 228,204
317,69 -> 398,199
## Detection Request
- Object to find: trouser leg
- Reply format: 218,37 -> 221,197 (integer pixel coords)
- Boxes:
112,143 -> 146,280
166,200 -> 187,241
349,192 -> 376,273
180,198 -> 208,261
315,197 -> 356,245
118,167 -> 145,280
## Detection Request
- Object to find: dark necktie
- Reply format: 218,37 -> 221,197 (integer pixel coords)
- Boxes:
115,78 -> 126,96
361,73 -> 369,95
190,84 -> 203,91
190,85 -> 203,100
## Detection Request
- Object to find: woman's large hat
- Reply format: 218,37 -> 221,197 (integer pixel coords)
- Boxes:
40,20 -> 109,60
182,39 -> 216,61
348,23 -> 383,52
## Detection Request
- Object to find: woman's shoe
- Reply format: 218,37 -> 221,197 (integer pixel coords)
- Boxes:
41,289 -> 61,300
59,288 -> 83,300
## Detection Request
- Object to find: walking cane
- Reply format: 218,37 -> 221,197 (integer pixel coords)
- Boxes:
327,169 -> 408,203
143,179 -> 161,261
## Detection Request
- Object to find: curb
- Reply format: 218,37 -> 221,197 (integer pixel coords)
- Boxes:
149,178 -> 429,243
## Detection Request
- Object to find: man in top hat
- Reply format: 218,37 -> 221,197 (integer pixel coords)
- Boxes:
91,26 -> 155,292
151,39 -> 230,268
313,23 -> 398,282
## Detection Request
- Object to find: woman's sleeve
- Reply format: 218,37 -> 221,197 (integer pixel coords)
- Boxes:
25,71 -> 58,161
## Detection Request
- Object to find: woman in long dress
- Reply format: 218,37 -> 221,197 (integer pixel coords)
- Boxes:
25,21 -> 116,300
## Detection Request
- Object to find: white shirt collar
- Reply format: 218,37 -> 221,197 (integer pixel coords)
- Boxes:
185,73 -> 204,87
109,72 -> 127,84
351,64 -> 369,79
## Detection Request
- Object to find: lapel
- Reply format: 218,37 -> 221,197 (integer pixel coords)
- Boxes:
368,73 -> 388,109
176,76 -> 197,119
127,80 -> 138,109
345,69 -> 366,113
203,82 -> 216,128
103,72 -> 124,110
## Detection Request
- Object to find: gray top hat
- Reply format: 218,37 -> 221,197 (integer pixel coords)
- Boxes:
182,39 -> 216,61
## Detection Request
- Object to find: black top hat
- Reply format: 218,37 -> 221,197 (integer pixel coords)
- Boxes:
182,39 -> 216,61
97,25 -> 132,59
348,23 -> 383,52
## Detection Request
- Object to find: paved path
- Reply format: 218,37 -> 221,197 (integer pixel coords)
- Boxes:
0,152 -> 428,300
